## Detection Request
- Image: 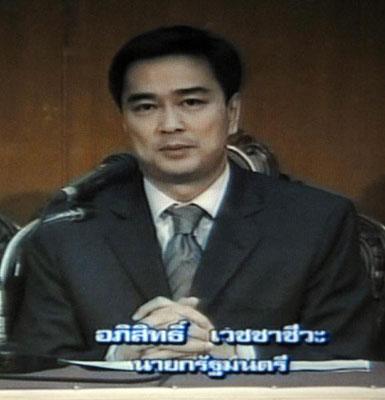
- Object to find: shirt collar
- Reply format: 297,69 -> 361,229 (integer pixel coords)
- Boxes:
144,162 -> 230,221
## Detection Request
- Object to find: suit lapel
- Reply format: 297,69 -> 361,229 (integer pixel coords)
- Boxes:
99,173 -> 171,301
191,163 -> 268,307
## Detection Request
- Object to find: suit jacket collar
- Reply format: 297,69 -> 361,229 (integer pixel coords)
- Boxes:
98,161 -> 269,306
105,161 -> 266,218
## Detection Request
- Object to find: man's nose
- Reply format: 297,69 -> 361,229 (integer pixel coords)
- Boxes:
158,105 -> 184,133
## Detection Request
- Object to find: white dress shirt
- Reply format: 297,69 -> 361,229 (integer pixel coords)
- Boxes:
143,162 -> 230,254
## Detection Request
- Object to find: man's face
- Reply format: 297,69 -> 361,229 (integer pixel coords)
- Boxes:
121,55 -> 240,185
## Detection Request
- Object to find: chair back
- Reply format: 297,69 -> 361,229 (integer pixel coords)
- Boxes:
0,214 -> 19,345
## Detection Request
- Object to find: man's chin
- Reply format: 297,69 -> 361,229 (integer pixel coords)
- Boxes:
139,157 -> 226,185
153,169 -> 204,184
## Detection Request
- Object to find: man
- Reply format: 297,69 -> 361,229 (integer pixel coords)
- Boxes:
11,26 -> 378,361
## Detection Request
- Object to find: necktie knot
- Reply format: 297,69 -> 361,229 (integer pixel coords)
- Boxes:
165,204 -> 205,235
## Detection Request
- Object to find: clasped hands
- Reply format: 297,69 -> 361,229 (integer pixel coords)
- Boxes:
111,296 -> 236,360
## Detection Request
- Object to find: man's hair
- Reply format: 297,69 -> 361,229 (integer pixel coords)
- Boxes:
108,25 -> 243,109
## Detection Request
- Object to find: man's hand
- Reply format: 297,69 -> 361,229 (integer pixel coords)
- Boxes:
107,296 -> 241,360
134,296 -> 214,359
132,296 -> 212,329
108,296 -> 215,360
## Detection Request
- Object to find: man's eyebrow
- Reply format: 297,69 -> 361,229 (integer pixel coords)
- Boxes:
125,87 -> 211,104
174,86 -> 211,96
125,93 -> 156,103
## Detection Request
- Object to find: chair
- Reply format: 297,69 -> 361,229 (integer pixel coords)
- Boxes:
227,130 -> 280,178
0,215 -> 18,261
358,215 -> 385,299
0,214 -> 19,345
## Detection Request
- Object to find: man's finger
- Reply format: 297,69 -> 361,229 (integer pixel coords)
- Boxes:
177,297 -> 200,308
132,296 -> 173,320
133,296 -> 200,321
133,297 -> 214,330
140,304 -> 213,330
150,321 -> 210,342
169,304 -> 214,330
187,323 -> 210,341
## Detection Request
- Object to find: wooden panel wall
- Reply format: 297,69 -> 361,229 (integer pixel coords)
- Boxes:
1,0 -> 384,224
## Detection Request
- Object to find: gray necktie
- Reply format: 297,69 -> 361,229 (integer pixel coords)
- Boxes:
163,204 -> 205,300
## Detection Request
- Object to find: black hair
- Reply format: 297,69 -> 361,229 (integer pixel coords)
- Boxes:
108,25 -> 243,109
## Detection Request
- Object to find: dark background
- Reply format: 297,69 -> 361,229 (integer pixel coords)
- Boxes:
1,0 -> 384,224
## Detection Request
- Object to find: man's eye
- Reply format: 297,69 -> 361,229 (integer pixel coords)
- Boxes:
132,103 -> 156,112
182,98 -> 206,107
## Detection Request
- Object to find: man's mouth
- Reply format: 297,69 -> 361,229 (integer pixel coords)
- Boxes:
158,143 -> 196,159
159,143 -> 195,151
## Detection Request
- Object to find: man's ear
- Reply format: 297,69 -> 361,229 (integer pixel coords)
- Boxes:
227,93 -> 241,135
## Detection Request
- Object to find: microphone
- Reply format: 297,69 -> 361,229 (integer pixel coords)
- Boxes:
51,153 -> 138,203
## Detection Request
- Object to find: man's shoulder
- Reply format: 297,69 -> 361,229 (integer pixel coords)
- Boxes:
232,163 -> 355,217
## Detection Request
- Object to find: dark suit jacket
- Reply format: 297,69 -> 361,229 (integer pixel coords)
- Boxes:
11,162 -> 378,361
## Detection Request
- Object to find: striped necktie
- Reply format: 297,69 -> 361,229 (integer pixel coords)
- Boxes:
163,204 -> 205,300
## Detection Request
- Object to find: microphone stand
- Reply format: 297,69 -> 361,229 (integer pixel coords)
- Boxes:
0,209 -> 90,373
